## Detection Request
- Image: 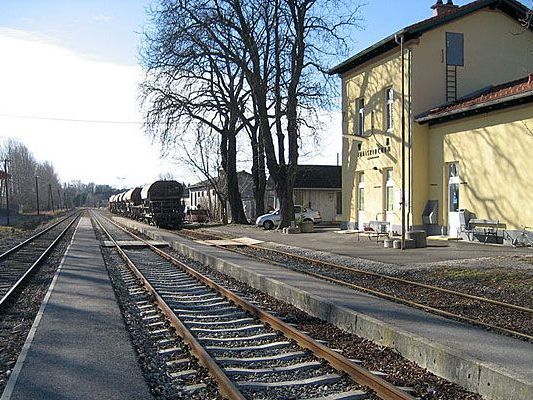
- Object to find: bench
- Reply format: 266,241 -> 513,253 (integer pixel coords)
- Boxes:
462,219 -> 506,244
357,221 -> 390,242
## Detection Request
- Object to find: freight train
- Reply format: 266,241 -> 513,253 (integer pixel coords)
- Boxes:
108,180 -> 184,228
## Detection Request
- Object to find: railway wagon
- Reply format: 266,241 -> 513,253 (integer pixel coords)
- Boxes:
108,194 -> 116,213
123,187 -> 142,219
139,180 -> 184,228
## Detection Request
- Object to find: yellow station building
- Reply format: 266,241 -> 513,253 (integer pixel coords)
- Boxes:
330,0 -> 533,242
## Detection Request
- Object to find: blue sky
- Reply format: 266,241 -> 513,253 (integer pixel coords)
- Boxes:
0,0 -> 475,66
0,0 -> 151,65
0,0 -> 489,186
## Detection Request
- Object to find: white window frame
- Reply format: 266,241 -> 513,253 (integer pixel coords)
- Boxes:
356,98 -> 365,136
385,169 -> 394,211
385,87 -> 394,132
357,173 -> 365,211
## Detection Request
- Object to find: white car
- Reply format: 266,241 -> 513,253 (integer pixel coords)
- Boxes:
256,205 -> 322,230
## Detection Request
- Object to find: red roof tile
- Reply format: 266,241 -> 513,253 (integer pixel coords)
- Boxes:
421,75 -> 533,119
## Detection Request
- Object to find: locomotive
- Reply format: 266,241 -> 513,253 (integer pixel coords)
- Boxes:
108,180 -> 184,228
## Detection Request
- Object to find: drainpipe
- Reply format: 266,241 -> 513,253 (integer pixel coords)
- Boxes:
395,33 -> 406,250
407,47 -> 413,232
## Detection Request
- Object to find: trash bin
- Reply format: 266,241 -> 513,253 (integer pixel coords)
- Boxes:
407,230 -> 427,248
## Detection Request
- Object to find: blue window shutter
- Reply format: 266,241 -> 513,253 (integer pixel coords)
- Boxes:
446,32 -> 464,66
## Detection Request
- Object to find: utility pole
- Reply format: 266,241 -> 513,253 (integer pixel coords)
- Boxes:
395,33 -> 406,250
2,159 -> 11,226
57,188 -> 61,210
35,176 -> 40,216
48,184 -> 54,213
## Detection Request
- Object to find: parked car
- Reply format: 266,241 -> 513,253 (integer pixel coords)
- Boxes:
255,205 -> 322,230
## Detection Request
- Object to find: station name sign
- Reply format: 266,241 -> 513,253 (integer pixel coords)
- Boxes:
358,145 -> 391,158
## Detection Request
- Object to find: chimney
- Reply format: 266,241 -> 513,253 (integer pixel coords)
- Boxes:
431,0 -> 459,17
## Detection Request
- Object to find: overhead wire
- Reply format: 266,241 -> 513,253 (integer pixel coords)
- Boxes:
0,113 -> 142,125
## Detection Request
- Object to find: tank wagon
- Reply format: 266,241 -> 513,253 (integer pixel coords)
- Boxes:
108,180 -> 184,228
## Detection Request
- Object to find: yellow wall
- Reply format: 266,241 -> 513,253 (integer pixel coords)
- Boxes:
427,104 -> 533,231
411,9 -> 533,115
341,49 -> 408,229
340,6 -> 533,230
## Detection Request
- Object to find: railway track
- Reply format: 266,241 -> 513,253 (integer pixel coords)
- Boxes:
0,213 -> 79,309
92,212 -> 415,400
177,228 -> 533,342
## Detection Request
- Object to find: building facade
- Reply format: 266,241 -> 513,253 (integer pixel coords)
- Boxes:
189,171 -> 255,222
330,0 -> 533,239
265,165 -> 342,223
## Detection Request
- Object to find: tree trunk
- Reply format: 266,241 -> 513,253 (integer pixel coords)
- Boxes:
225,126 -> 248,224
250,124 -> 266,218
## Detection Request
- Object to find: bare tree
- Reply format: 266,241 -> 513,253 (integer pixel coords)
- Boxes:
175,124 -> 228,222
0,139 -> 63,214
141,0 -> 250,223
141,0 -> 360,227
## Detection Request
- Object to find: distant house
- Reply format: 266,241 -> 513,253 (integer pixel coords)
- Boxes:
181,186 -> 190,210
189,171 -> 255,222
266,165 -> 342,223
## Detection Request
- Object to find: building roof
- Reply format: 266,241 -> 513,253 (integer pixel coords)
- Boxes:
415,74 -> 533,124
265,165 -> 342,190
293,165 -> 341,190
189,171 -> 253,192
329,0 -> 529,75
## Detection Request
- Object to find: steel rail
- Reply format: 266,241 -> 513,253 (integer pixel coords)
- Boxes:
222,245 -> 533,342
251,244 -> 533,314
0,213 -> 75,261
94,212 -> 416,400
181,228 -> 533,315
176,229 -> 533,342
0,213 -> 80,309
223,231 -> 532,314
92,213 -> 246,400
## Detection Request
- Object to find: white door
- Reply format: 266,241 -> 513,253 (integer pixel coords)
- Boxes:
357,173 -> 365,230
447,163 -> 461,236
384,169 -> 394,233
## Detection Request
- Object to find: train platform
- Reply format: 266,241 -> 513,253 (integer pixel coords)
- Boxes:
117,216 -> 533,400
1,217 -> 151,400
203,224 -> 532,265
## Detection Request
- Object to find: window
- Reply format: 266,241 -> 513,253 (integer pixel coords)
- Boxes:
357,173 -> 365,211
356,98 -> 365,136
446,32 -> 464,66
336,191 -> 342,215
385,88 -> 394,132
385,169 -> 394,211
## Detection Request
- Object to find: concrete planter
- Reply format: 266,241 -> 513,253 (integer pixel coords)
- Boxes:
299,221 -> 314,233
407,230 -> 427,248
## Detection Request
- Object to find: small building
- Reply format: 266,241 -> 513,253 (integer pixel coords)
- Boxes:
189,171 -> 255,222
330,0 -> 533,240
266,165 -> 342,223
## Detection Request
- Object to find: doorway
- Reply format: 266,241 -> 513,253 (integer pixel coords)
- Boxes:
447,162 -> 461,236
357,173 -> 365,230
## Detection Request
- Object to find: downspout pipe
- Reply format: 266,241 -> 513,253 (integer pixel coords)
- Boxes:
395,33 -> 406,250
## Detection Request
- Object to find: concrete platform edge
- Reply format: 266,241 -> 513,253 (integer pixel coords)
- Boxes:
1,220 -> 80,400
132,223 -> 532,400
